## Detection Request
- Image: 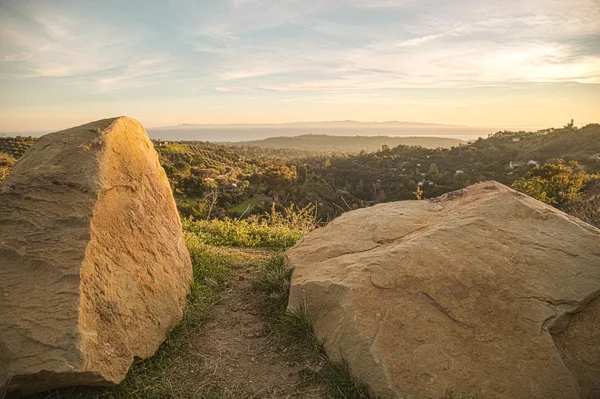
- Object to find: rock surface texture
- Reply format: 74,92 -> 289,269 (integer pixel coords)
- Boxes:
287,181 -> 600,399
0,117 -> 192,397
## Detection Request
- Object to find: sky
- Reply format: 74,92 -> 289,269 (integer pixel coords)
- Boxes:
0,0 -> 599,132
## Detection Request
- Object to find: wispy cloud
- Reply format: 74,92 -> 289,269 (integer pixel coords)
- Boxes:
2,0 -> 598,92
0,1 -> 179,91
0,0 -> 598,130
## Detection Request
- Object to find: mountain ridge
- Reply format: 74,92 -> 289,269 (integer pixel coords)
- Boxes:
225,134 -> 465,152
160,120 -> 471,129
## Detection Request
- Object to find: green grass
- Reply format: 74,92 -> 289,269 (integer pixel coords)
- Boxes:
182,203 -> 315,250
182,217 -> 305,249
229,194 -> 270,214
252,254 -> 292,316
160,143 -> 191,154
305,360 -> 374,399
253,254 -> 377,399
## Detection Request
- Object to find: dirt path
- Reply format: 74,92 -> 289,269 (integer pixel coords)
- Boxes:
169,250 -> 325,399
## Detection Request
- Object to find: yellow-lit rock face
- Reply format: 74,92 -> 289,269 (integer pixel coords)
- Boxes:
287,181 -> 600,399
0,117 -> 192,397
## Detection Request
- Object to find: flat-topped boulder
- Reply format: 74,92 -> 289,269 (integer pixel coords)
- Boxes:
287,181 -> 600,399
0,117 -> 192,397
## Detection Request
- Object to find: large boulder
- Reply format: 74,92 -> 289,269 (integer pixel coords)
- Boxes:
0,117 -> 192,396
287,181 -> 600,399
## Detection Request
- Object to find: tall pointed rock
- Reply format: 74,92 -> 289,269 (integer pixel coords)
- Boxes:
0,117 -> 192,397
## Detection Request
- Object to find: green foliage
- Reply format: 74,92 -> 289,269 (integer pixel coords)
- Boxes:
182,204 -> 315,249
277,308 -> 323,357
428,163 -> 439,175
260,163 -> 297,201
186,234 -> 230,287
512,159 -> 592,207
152,123 -> 600,221
182,218 -> 301,249
0,152 -> 15,167
4,123 -> 599,225
453,171 -> 471,188
0,167 -> 10,182
253,255 -> 322,355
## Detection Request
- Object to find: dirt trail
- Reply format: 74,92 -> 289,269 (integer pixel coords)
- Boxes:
169,252 -> 325,398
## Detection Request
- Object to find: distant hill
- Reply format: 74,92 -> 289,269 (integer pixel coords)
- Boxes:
517,124 -> 600,161
473,124 -> 600,163
228,134 -> 465,152
148,121 -> 493,142
3,123 -> 597,166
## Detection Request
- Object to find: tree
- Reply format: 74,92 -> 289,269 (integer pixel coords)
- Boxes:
174,160 -> 191,175
564,119 -> 575,129
262,164 -> 297,202
428,163 -> 439,175
511,159 -> 591,207
453,172 -> 471,188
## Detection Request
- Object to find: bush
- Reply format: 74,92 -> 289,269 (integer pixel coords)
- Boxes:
512,159 -> 592,207
182,203 -> 315,249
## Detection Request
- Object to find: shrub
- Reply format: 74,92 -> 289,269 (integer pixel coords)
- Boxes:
182,203 -> 315,249
512,159 -> 592,207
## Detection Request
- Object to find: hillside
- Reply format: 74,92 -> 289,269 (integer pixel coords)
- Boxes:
0,136 -> 37,158
473,123 -> 600,162
228,134 -> 464,153
2,124 -> 599,222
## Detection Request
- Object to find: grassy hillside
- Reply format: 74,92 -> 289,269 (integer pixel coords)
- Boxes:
229,134 -> 465,153
473,124 -> 600,163
518,124 -> 600,161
